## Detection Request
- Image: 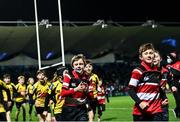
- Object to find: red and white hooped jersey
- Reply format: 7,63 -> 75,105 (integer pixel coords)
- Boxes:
129,61 -> 162,115
97,85 -> 106,104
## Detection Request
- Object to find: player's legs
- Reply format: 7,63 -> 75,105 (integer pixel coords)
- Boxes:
22,103 -> 26,121
15,102 -> 21,121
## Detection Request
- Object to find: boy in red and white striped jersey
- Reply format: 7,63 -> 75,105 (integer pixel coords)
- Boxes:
61,54 -> 93,121
97,78 -> 105,122
128,43 -> 165,121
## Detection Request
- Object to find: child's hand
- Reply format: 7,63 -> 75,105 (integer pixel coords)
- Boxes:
20,91 -> 26,96
162,99 -> 168,106
171,86 -> 177,92
7,101 -> 12,107
139,101 -> 149,109
43,111 -> 48,117
74,82 -> 87,92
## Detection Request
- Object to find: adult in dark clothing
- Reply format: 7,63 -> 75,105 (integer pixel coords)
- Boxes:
166,52 -> 180,118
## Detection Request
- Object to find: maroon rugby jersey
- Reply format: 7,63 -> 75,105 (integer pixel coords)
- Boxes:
61,70 -> 93,106
129,61 -> 163,115
97,85 -> 106,104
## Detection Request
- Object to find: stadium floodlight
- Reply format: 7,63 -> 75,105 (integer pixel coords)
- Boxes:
93,20 -> 107,28
39,19 -> 52,28
142,20 -> 158,28
34,0 -> 65,70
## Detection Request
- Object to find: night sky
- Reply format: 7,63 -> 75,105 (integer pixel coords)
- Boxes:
0,0 -> 179,22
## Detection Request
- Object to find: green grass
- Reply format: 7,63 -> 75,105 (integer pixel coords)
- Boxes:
9,93 -> 180,121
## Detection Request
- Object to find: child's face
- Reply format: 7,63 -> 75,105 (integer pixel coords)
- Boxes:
29,78 -> 34,84
140,49 -> 154,64
73,58 -> 85,74
84,64 -> 93,75
37,73 -> 45,80
4,77 -> 10,84
19,78 -> 25,84
153,52 -> 161,66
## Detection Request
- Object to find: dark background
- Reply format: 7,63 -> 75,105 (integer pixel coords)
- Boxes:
0,0 -> 179,22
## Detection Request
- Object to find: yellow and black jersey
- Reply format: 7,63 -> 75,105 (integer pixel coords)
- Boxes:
27,84 -> 34,95
0,104 -> 5,113
89,73 -> 100,98
51,80 -> 65,114
33,80 -> 51,107
0,80 -> 7,89
27,83 -> 35,100
3,82 -> 16,101
0,80 -> 11,112
15,83 -> 26,102
2,91 -> 8,101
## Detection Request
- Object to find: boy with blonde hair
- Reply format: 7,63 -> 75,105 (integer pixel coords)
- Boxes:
15,75 -> 26,121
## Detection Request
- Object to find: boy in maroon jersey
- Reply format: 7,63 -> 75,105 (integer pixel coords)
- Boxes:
84,59 -> 100,122
97,78 -> 106,122
153,50 -> 169,121
128,43 -> 165,121
61,54 -> 93,121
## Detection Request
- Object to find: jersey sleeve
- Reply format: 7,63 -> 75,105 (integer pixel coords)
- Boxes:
62,74 -> 71,89
0,80 -> 11,101
128,69 -> 142,104
32,82 -> 39,96
61,74 -> 75,97
128,68 -> 142,87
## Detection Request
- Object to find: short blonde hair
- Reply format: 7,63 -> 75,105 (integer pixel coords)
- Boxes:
71,54 -> 86,67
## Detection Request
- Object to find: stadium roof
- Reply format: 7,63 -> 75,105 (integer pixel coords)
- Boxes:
0,25 -> 179,62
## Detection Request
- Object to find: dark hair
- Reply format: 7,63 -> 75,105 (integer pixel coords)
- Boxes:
3,74 -> 11,79
36,70 -> 46,76
85,59 -> 93,66
167,52 -> 177,63
18,75 -> 25,80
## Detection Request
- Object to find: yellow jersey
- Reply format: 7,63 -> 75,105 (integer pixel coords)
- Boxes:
89,73 -> 100,99
15,83 -> 26,102
33,81 -> 51,107
27,84 -> 34,95
0,80 -> 11,112
51,80 -> 65,114
3,82 -> 16,101
27,83 -> 35,100
0,104 -> 5,113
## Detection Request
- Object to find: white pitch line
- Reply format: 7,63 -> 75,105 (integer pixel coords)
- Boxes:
107,108 -> 175,111
106,108 -> 132,110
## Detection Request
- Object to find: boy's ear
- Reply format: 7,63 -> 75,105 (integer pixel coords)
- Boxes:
139,55 -> 142,60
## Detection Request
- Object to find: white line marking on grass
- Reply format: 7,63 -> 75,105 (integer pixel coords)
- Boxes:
107,108 -> 132,110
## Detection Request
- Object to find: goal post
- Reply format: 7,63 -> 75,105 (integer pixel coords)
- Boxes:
34,0 -> 65,70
